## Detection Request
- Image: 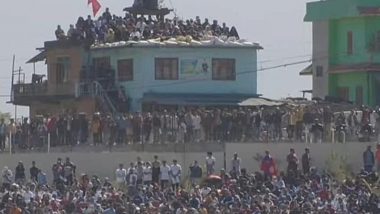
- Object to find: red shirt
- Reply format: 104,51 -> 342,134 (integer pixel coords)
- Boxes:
319,190 -> 330,202
376,149 -> 380,162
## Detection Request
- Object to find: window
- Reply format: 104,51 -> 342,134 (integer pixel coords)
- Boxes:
337,87 -> 349,101
93,57 -> 111,71
375,31 -> 380,51
347,31 -> 353,55
117,59 -> 133,81
356,86 -> 363,105
155,58 -> 178,80
315,66 -> 323,77
56,57 -> 70,84
212,58 -> 236,80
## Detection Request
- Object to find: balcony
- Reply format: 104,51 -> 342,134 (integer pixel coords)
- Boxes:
12,81 -> 76,105
13,82 -> 47,97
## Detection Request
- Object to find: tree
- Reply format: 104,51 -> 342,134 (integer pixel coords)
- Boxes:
0,112 -> 11,122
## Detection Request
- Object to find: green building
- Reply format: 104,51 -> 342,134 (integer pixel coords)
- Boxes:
304,0 -> 380,106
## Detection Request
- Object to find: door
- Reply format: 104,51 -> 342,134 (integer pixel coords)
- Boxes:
337,87 -> 349,101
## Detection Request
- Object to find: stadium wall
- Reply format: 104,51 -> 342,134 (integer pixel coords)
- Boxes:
0,142 -> 375,183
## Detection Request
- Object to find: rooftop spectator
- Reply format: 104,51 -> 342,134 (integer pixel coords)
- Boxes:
54,25 -> 65,40
54,7 -> 241,46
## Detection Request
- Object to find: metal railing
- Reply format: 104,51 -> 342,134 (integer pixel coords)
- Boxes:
76,81 -> 118,115
13,82 -> 48,96
13,82 -> 75,97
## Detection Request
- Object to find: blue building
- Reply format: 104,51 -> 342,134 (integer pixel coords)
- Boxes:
13,39 -> 262,116
12,0 -> 262,117
89,41 -> 262,112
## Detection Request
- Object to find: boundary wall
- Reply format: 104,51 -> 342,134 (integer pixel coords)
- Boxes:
0,142 -> 374,182
225,142 -> 374,174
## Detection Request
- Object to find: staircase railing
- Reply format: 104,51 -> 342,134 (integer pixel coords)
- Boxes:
76,81 -> 118,116
93,81 -> 118,115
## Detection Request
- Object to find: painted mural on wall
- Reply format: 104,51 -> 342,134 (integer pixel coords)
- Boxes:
180,58 -> 211,80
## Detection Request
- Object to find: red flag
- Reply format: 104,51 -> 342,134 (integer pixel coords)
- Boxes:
88,0 -> 101,17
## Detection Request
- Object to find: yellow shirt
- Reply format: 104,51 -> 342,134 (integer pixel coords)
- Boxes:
91,120 -> 101,134
296,108 -> 304,122
289,112 -> 296,126
8,124 -> 17,135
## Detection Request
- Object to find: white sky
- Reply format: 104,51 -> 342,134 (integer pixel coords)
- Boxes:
0,0 -> 312,117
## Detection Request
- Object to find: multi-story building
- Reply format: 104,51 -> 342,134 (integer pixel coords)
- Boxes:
304,0 -> 380,106
12,28 -> 261,117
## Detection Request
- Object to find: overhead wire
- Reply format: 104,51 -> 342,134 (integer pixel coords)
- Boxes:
115,47 -> 378,90
0,43 -> 375,94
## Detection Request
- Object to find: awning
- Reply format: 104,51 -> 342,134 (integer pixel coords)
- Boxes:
26,50 -> 46,64
299,64 -> 313,76
238,98 -> 283,107
142,93 -> 258,106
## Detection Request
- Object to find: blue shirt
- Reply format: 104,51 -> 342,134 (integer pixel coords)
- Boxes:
37,173 -> 47,186
103,208 -> 116,214
0,123 -> 6,135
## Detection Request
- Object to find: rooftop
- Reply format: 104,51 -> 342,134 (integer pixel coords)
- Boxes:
304,0 -> 380,22
90,36 -> 262,50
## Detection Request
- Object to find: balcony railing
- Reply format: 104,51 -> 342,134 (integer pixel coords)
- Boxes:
13,81 -> 75,97
13,82 -> 48,96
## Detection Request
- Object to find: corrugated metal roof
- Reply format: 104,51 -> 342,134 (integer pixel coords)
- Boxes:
141,93 -> 258,106
299,64 -> 313,76
26,50 -> 46,64
238,98 -> 283,107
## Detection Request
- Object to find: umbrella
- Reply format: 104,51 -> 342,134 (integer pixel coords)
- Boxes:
204,175 -> 223,187
206,175 -> 222,181
238,98 -> 283,107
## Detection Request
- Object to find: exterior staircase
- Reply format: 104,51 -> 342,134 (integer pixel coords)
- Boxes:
76,81 -> 118,116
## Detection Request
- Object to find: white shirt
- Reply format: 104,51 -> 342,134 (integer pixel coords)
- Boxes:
2,169 -> 12,184
206,156 -> 215,168
231,158 -> 241,172
24,190 -> 34,204
130,31 -> 141,39
170,164 -> 182,177
193,115 -> 201,130
160,165 -> 170,180
333,199 -> 347,213
370,112 -> 378,128
201,187 -> 211,198
135,21 -> 147,32
115,168 -> 126,183
143,166 -> 152,182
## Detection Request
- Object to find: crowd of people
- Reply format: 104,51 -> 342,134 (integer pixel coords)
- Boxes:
54,7 -> 240,46
1,104 -> 380,151
1,146 -> 380,213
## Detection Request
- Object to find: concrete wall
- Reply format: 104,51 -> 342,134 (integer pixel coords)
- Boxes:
329,17 -> 380,66
329,72 -> 370,105
0,142 -> 374,183
225,142 -> 374,174
29,97 -> 96,117
312,21 -> 329,99
0,150 -> 224,183
46,46 -> 84,95
90,47 -> 258,111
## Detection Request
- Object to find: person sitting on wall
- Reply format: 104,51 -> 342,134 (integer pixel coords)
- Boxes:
229,26 -> 239,40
